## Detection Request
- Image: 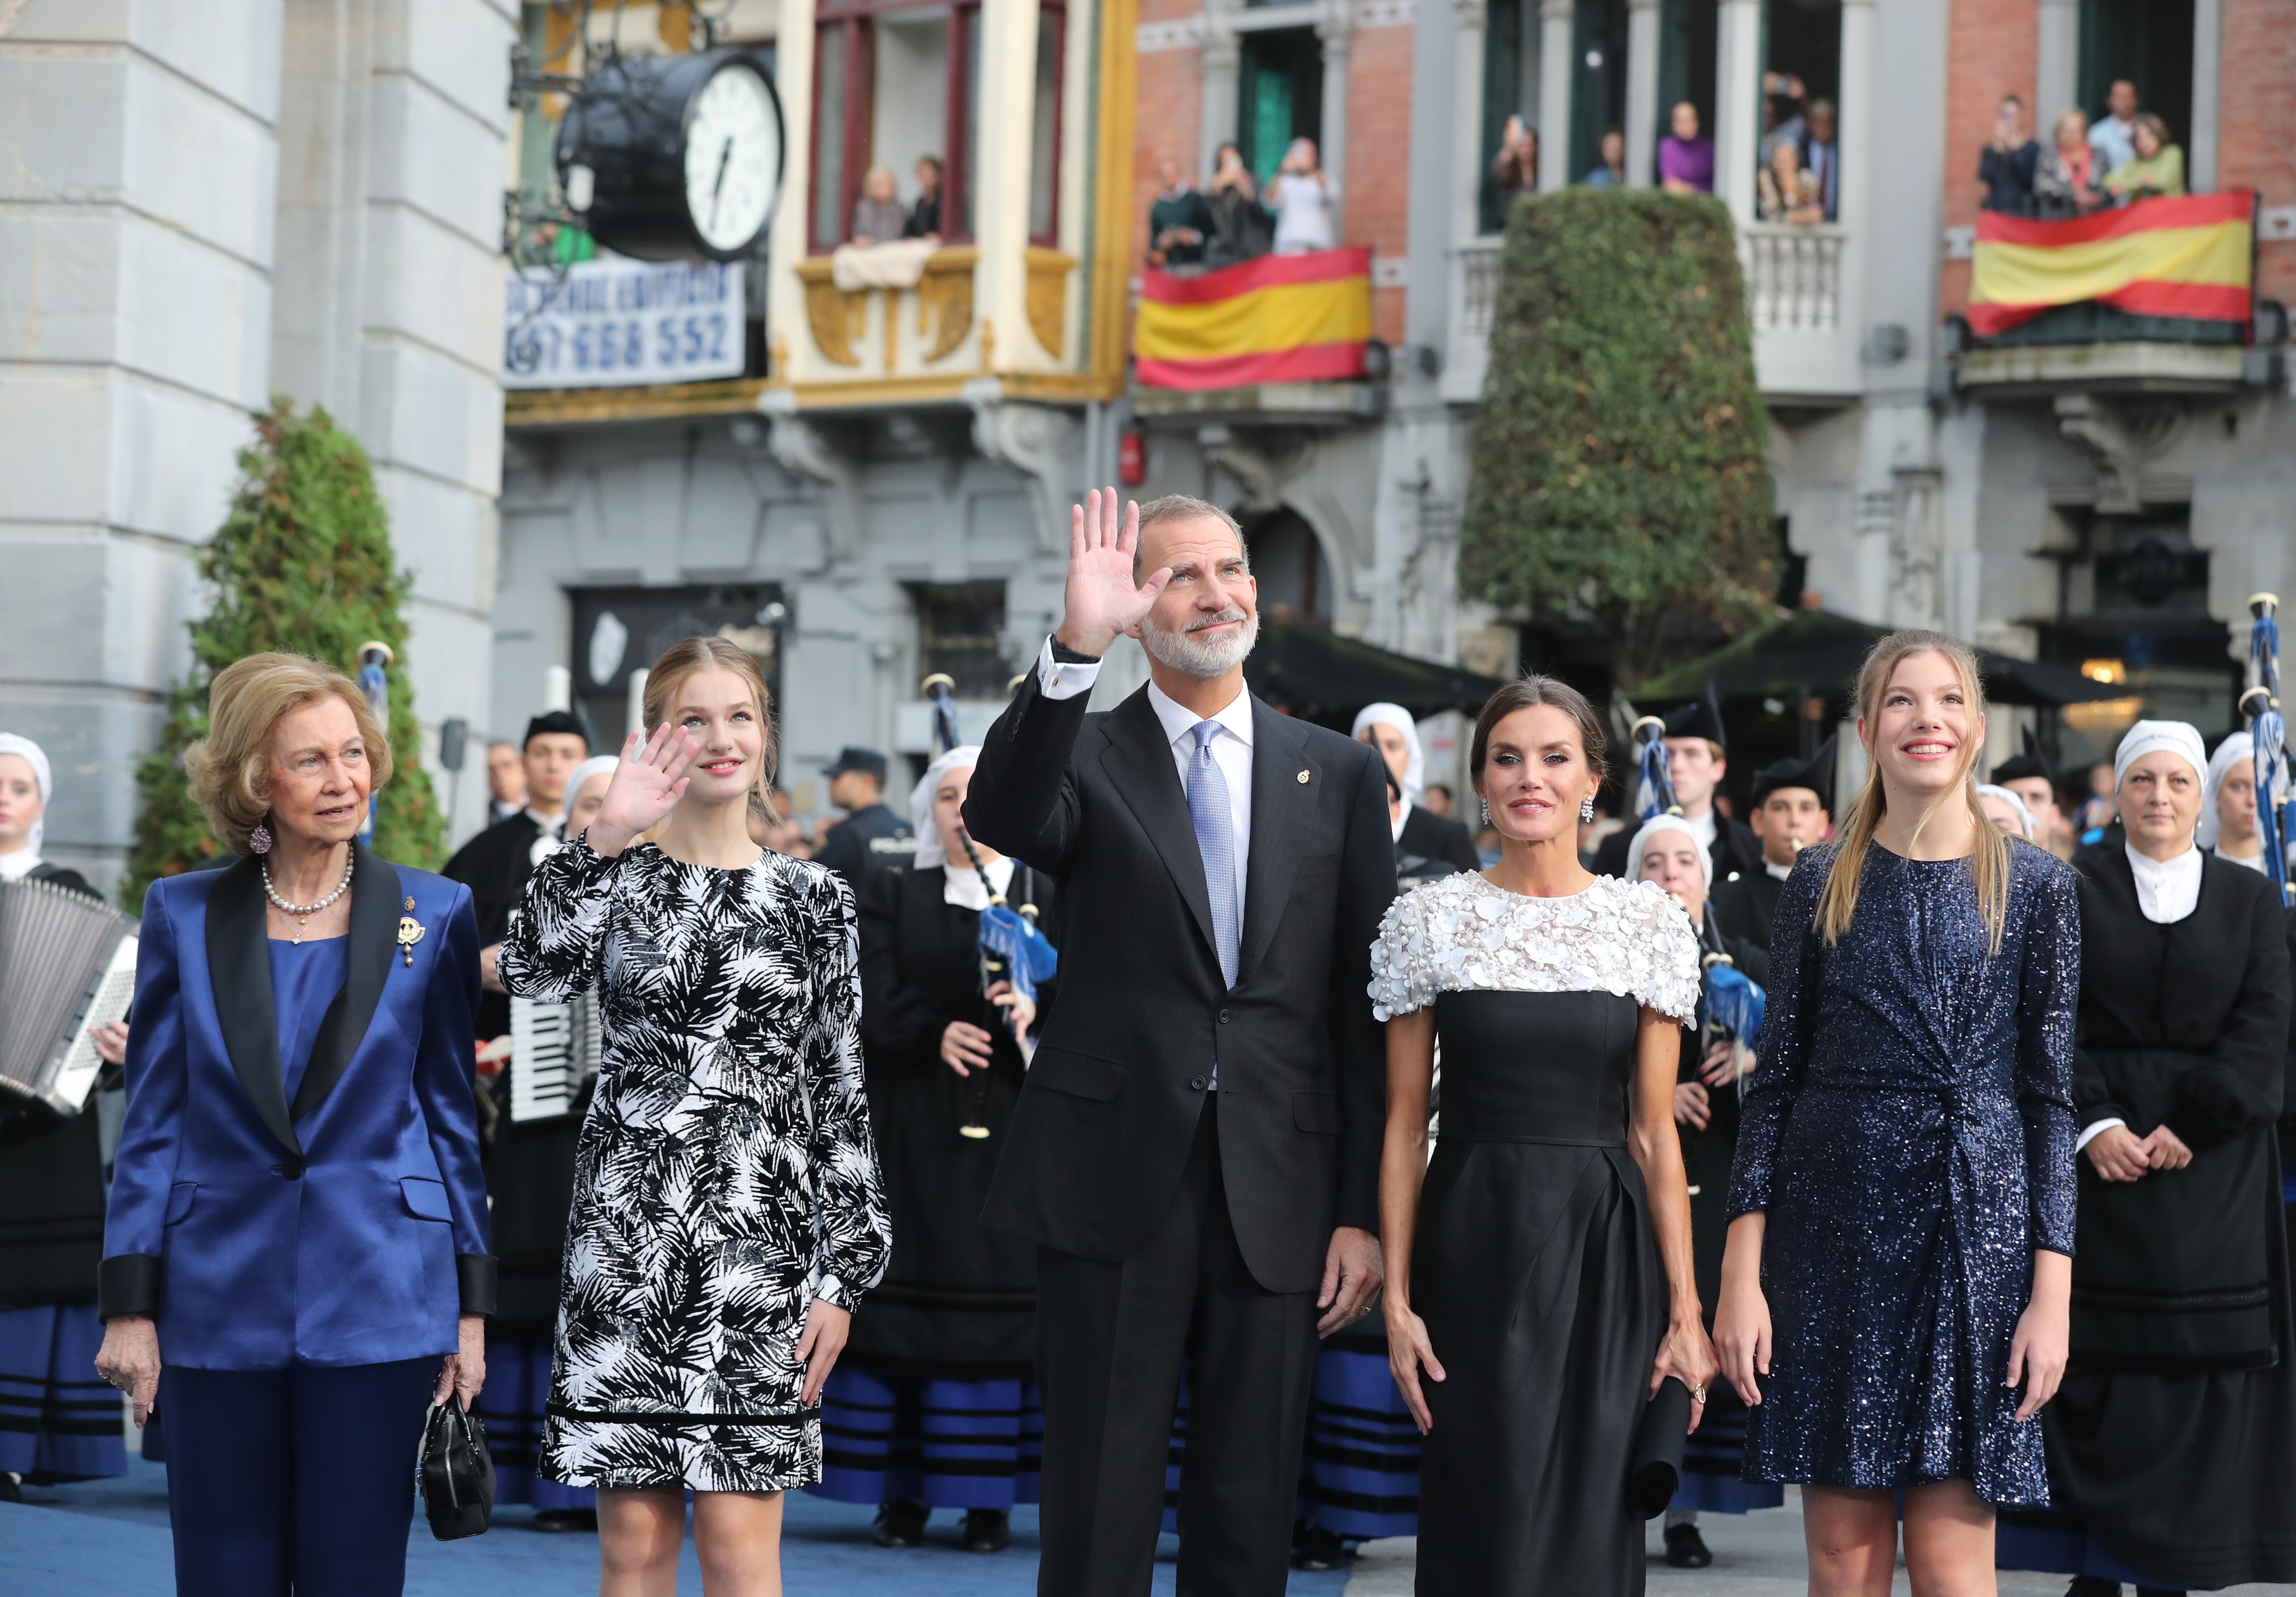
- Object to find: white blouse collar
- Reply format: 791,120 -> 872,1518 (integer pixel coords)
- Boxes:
0,844 -> 38,880
943,855 -> 1016,911
2124,840 -> 2203,924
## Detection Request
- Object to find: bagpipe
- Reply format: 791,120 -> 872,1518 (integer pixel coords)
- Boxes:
923,673 -> 1059,1139
1628,706 -> 1763,1053
1627,714 -> 1680,824
2243,594 -> 2294,906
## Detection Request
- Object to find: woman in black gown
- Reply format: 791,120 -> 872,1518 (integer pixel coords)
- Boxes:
2000,720 -> 2296,1595
814,745 -> 1052,1555
1716,631 -> 2079,1596
1375,675 -> 1714,1595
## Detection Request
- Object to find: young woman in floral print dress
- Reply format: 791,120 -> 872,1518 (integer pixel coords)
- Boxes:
500,636 -> 890,1593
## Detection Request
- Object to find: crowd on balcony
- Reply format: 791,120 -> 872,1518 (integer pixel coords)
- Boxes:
1144,138 -> 1336,271
1978,80 -> 2187,218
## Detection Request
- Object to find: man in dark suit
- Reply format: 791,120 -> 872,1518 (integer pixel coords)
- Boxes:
964,490 -> 1393,1597
812,746 -> 916,885
1710,738 -> 1833,953
1594,698 -> 1765,884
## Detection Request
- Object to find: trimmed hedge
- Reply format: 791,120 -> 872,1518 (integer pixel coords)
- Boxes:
123,400 -> 446,906
1462,190 -> 1775,684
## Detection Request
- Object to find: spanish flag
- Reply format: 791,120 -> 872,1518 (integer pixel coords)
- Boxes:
1135,248 -> 1373,390
1969,192 -> 2254,338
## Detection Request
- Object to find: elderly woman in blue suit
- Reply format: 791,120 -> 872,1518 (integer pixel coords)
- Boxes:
92,651 -> 495,1597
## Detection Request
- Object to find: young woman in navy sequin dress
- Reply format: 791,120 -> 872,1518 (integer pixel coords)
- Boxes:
1715,632 -> 2080,1595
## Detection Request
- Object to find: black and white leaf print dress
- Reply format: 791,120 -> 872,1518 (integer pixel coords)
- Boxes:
497,836 -> 890,1492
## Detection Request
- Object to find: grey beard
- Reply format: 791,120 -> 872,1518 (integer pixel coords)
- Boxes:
1141,608 -> 1260,677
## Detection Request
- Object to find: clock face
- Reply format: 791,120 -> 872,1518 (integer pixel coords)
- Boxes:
684,61 -> 781,254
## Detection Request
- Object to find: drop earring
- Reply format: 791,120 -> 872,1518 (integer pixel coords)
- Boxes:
1481,798 -> 1492,827
249,813 -> 274,855
1580,795 -> 1595,823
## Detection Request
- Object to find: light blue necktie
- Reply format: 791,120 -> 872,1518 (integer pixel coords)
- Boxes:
1187,720 -> 1241,992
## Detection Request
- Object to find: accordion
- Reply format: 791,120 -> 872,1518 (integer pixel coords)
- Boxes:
508,992 -> 602,1122
0,877 -> 139,1117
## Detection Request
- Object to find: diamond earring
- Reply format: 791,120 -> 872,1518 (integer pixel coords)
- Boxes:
1481,798 -> 1492,827
249,815 -> 274,855
1580,795 -> 1595,823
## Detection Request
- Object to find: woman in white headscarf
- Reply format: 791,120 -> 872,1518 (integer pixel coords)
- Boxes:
0,733 -> 127,1500
1998,719 -> 2296,1593
1976,783 -> 2036,840
2198,731 -> 2271,873
810,745 -> 1055,1555
1627,813 -> 1784,1565
1353,704 -> 1480,884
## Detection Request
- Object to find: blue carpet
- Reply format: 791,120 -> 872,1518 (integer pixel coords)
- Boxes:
1,1460 -> 1352,1595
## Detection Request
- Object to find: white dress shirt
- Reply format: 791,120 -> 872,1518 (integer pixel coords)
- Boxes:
0,845 -> 38,880
1764,857 -> 1794,882
1034,635 -> 1254,915
2216,846 -> 2269,875
2079,840 -> 2207,1155
1683,809 -> 1717,852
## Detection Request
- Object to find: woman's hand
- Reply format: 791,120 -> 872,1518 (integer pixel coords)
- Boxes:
433,1314 -> 486,1410
2139,1124 -> 2194,1171
588,722 -> 701,858
1385,1299 -> 1445,1435
95,1315 -> 161,1427
940,1020 -> 995,1077
1698,1038 -> 1749,1089
92,1020 -> 129,1066
1673,1080 -> 1711,1130
1713,1215 -> 1771,1406
2084,1124 -> 2151,1182
797,1300 -> 851,1407
1653,1315 -> 1721,1434
2008,1252 -> 2071,1421
986,980 -> 1037,1040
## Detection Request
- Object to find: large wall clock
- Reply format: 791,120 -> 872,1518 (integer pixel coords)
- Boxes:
557,48 -> 785,262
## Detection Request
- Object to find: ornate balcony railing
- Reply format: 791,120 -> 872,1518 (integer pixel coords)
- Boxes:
1741,223 -> 1845,332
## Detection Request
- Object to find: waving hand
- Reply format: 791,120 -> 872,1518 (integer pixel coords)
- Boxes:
1053,488 -> 1175,657
586,722 -> 700,857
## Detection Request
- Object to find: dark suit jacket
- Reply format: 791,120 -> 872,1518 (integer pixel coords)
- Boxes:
1397,803 -> 1481,880
962,676 -> 1396,1294
1595,809 -> 1764,885
1711,867 -> 1788,953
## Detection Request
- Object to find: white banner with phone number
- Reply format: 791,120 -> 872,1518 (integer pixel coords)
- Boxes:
503,257 -> 745,389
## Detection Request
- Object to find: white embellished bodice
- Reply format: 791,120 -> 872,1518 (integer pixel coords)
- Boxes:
1368,871 -> 1701,1024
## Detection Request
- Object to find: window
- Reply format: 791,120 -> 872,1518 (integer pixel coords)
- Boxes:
911,581 -> 1010,698
1029,6 -> 1064,245
1239,28 -> 1322,191
811,0 -> 981,254
568,585 -> 785,750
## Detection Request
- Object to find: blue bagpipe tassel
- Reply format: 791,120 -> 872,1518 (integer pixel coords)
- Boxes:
978,902 -> 1059,1006
1702,954 -> 1764,1049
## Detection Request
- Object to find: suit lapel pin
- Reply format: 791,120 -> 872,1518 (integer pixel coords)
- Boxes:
397,895 -> 424,967
1297,769 -> 1311,783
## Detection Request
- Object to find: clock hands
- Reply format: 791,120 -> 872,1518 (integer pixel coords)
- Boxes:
709,137 -> 734,229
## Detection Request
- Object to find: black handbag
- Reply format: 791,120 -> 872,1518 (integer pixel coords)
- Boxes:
1627,1376 -> 1693,1520
416,1399 -> 495,1540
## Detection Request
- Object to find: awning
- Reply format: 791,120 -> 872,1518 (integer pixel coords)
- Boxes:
1246,617 -> 1504,727
1633,609 -> 2133,708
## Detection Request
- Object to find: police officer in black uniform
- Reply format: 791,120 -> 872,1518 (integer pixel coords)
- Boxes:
813,747 -> 917,886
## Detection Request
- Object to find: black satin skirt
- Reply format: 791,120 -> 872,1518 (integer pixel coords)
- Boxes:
1412,989 -> 1668,1596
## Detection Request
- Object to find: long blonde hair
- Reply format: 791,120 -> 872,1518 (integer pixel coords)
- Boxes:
1815,630 -> 2011,953
640,635 -> 781,823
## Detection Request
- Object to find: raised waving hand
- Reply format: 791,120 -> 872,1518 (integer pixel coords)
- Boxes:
1053,488 -> 1174,657
585,721 -> 701,857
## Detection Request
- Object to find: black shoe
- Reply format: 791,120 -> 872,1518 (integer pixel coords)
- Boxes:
873,1500 -> 928,1549
532,1508 -> 597,1532
0,1474 -> 20,1504
1294,1524 -> 1349,1571
2132,1589 -> 2186,1597
960,1508 -> 1011,1553
1664,1523 -> 1713,1569
2065,1581 -> 2121,1597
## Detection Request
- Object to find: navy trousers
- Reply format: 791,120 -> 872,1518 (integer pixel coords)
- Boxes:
159,1357 -> 436,1597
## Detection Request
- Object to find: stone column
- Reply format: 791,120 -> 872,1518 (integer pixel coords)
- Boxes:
1451,0 -> 1490,237
1712,0 -> 1761,223
1318,2 -> 1353,229
1834,0 -> 1874,328
2035,0 -> 2076,126
1200,11 -> 1240,180
2189,0 -> 2221,191
1624,0 -> 1660,188
1537,0 -> 1573,191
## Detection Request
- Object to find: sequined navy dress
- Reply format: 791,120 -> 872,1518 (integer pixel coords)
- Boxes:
1726,838 -> 2079,1504
1371,872 -> 1700,1593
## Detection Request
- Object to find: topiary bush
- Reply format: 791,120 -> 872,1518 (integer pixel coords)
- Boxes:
123,399 -> 446,906
1462,189 -> 1775,685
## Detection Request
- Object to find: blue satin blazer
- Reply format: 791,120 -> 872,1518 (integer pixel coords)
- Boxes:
99,844 -> 496,1370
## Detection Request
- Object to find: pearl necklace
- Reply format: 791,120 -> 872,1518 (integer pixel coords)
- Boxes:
262,851 -> 354,944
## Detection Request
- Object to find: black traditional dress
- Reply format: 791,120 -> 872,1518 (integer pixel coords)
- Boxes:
812,856 -> 1051,1511
442,809 -> 591,1509
1998,847 -> 2296,1589
0,862 -> 126,1486
499,837 -> 890,1492
1370,871 -> 1700,1593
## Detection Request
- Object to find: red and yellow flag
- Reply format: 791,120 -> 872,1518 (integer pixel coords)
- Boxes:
1135,248 -> 1373,390
1969,192 -> 2254,337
